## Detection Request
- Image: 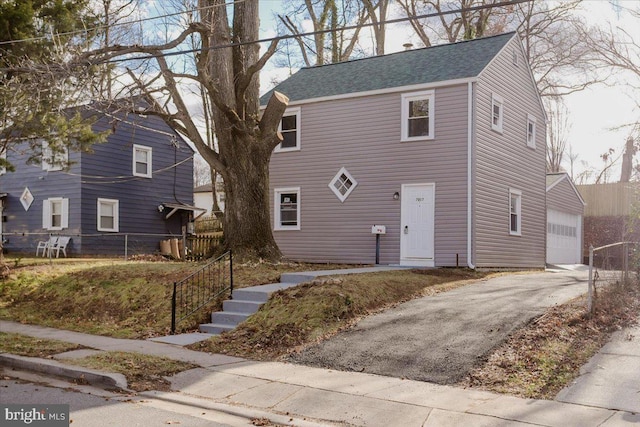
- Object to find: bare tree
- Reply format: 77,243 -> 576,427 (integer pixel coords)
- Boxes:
396,0 -> 512,47
277,0 -> 371,67
79,0 -> 286,259
545,97 -> 572,173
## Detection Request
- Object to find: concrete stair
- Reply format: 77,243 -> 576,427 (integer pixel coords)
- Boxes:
199,282 -> 300,335
198,266 -> 405,336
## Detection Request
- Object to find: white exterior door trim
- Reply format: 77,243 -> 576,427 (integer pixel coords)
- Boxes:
400,183 -> 435,267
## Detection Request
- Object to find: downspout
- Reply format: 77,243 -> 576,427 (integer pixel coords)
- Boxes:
467,81 -> 475,269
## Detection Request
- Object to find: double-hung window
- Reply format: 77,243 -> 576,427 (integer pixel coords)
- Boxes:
43,197 -> 69,230
133,144 -> 152,178
401,90 -> 435,141
42,140 -> 68,171
491,94 -> 504,133
274,187 -> 300,230
97,198 -> 119,232
509,189 -> 522,236
276,107 -> 301,152
526,114 -> 536,149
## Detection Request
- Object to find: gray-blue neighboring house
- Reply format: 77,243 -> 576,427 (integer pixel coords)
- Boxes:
0,105 -> 198,256
261,33 -> 547,268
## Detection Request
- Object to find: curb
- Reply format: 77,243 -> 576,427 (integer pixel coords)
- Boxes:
0,353 -> 128,390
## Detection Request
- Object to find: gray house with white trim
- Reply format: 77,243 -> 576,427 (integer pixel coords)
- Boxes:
262,33 -> 547,268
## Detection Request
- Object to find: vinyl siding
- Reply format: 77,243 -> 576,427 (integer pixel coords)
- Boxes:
473,37 -> 547,268
79,114 -> 193,255
270,84 -> 469,266
0,112 -> 193,256
0,142 -> 81,253
547,179 -> 584,215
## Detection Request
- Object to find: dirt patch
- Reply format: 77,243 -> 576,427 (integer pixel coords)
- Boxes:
460,281 -> 640,399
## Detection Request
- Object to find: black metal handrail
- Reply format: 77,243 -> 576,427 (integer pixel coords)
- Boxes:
171,250 -> 233,334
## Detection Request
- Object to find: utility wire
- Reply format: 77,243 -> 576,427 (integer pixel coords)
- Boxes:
98,0 -> 533,64
0,0 -> 247,46
1,0 -> 532,65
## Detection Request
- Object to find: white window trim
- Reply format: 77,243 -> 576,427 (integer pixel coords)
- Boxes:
97,198 -> 119,232
42,140 -> 68,171
401,90 -> 435,142
526,114 -> 537,149
328,167 -> 358,202
274,187 -> 301,231
43,197 -> 69,231
133,144 -> 153,178
491,93 -> 504,134
509,188 -> 522,236
275,107 -> 301,153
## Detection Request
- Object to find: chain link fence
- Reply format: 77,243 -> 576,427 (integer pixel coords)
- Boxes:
588,241 -> 639,314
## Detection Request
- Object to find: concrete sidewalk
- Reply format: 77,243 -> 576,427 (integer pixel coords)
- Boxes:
1,320 -> 638,426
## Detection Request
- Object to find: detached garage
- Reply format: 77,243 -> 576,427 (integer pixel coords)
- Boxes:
546,173 -> 586,265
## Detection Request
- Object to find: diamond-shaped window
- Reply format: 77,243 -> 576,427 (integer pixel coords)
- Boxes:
20,187 -> 34,211
329,167 -> 357,202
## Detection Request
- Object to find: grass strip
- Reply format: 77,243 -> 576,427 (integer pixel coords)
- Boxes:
0,332 -> 84,358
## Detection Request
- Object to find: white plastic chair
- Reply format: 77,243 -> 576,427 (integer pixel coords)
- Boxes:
36,236 -> 58,257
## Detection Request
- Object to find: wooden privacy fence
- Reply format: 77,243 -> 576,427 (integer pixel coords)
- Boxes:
186,233 -> 223,260
577,182 -> 639,217
195,216 -> 223,233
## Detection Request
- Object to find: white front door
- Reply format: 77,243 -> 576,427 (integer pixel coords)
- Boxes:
400,183 -> 435,266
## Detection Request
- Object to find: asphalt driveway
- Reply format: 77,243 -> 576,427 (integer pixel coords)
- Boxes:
289,269 -> 590,384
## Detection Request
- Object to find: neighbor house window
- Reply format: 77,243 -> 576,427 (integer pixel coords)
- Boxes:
133,144 -> 152,178
401,90 -> 435,141
329,167 -> 358,202
274,187 -> 300,230
509,189 -> 521,236
97,198 -> 119,232
491,93 -> 504,133
42,140 -> 68,171
526,114 -> 536,149
275,107 -> 301,152
43,197 -> 69,230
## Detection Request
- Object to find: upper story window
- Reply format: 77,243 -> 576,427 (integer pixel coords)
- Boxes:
133,144 -> 152,178
274,187 -> 300,231
97,198 -> 119,232
43,197 -> 69,230
275,107 -> 301,152
509,189 -> 522,236
401,90 -> 435,141
42,140 -> 68,171
491,93 -> 504,134
526,114 -> 536,149
329,167 -> 358,202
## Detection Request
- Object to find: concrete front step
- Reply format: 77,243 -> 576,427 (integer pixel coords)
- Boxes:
223,299 -> 263,315
211,311 -> 249,326
231,282 -> 300,303
199,323 -> 235,335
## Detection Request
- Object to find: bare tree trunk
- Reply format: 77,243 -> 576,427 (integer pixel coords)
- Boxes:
620,136 -> 636,183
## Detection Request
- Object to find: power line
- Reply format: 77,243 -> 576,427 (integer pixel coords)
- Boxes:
0,0 -> 247,46
97,0 -> 533,64
1,0 -> 532,64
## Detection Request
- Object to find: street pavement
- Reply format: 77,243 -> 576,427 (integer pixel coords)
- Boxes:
1,269 -> 639,426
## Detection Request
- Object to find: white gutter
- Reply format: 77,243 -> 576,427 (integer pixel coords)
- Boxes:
467,81 -> 475,269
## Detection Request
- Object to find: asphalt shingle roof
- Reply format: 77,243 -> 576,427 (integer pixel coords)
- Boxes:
261,32 -> 516,104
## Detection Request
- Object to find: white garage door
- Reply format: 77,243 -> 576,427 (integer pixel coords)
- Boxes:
547,209 -> 582,264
